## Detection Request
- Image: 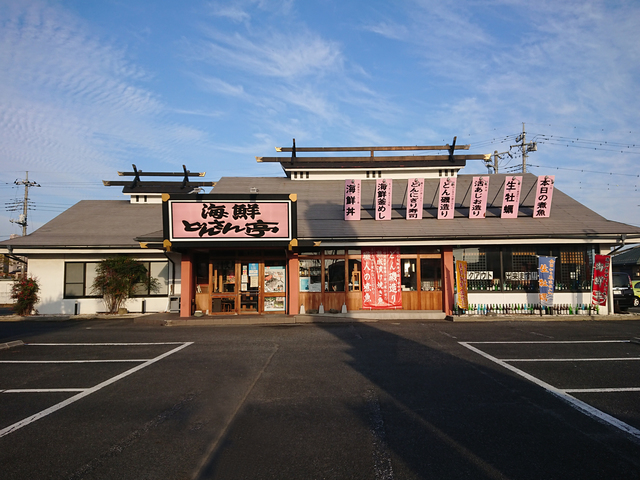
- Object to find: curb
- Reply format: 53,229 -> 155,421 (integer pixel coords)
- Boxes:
0,340 -> 24,350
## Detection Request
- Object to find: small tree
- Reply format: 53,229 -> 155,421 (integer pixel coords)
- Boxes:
11,276 -> 40,315
92,256 -> 159,314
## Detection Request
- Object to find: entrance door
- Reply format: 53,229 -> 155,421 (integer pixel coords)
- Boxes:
239,262 -> 260,314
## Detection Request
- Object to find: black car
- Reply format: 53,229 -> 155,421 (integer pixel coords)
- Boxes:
612,272 -> 634,311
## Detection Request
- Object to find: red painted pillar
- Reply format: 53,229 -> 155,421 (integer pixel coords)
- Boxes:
180,253 -> 194,318
288,252 -> 299,315
442,247 -> 454,316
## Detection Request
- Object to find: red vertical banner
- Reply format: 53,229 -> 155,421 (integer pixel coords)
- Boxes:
405,178 -> 424,220
344,179 -> 361,221
362,247 -> 402,309
455,260 -> 468,310
469,176 -> 489,218
438,177 -> 457,220
376,179 -> 392,220
534,175 -> 555,218
501,176 -> 522,218
591,254 -> 610,306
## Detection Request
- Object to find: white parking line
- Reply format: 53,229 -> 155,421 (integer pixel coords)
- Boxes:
459,341 -> 640,441
0,342 -> 193,438
503,357 -> 640,362
0,360 -> 151,363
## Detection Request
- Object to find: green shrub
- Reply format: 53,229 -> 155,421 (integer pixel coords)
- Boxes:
92,256 -> 159,314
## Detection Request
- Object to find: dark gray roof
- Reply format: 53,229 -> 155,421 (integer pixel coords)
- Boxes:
0,200 -> 161,248
2,174 -> 638,250
612,245 -> 640,265
212,173 -> 640,243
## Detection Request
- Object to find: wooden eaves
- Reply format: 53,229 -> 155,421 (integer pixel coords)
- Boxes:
256,140 -> 491,163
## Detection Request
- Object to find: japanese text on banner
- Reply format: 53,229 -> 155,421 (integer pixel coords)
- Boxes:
501,176 -> 522,219
591,254 -> 610,306
361,247 -> 402,309
438,177 -> 457,220
538,256 -> 556,307
456,261 -> 469,310
344,179 -> 361,221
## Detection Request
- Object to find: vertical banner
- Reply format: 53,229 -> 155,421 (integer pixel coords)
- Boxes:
361,247 -> 402,309
438,177 -> 457,220
405,178 -> 424,220
455,260 -> 469,310
534,175 -> 555,218
501,176 -> 522,218
538,256 -> 556,307
469,176 -> 489,218
344,179 -> 361,221
591,254 -> 610,306
376,179 -> 392,220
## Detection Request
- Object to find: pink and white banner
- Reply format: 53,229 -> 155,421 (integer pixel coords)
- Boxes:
438,177 -> 457,219
362,247 -> 402,309
534,175 -> 555,218
405,178 -> 424,220
501,176 -> 522,219
469,176 -> 489,219
376,179 -> 392,220
344,179 -> 361,221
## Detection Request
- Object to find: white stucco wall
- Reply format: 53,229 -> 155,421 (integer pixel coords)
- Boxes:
0,279 -> 13,304
26,252 -> 180,315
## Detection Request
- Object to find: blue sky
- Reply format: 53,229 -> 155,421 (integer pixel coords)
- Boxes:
1,0 -> 640,240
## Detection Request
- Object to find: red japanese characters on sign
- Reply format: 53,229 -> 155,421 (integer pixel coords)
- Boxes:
591,254 -> 610,306
501,176 -> 522,219
376,179 -> 392,220
405,178 -> 424,220
438,177 -> 457,220
344,179 -> 361,221
534,175 -> 555,218
469,176 -> 489,219
361,247 -> 402,309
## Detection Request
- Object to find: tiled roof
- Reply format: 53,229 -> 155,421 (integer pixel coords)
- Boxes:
212,173 -> 640,243
2,173 -> 639,249
0,201 -> 161,248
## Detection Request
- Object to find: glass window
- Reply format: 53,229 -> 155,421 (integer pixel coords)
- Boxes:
401,259 -> 417,291
133,261 -> 171,296
325,259 -> 345,292
212,260 -> 236,293
299,259 -> 321,292
454,247 -> 502,291
502,247 -> 538,292
264,262 -> 286,293
324,249 -> 345,256
348,259 -> 362,291
420,258 -> 441,291
558,248 -> 590,291
64,263 -> 85,298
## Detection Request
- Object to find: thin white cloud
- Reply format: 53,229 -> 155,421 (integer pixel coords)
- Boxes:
195,27 -> 344,78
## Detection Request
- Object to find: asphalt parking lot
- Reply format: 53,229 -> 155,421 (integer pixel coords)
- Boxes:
1,318 -> 640,479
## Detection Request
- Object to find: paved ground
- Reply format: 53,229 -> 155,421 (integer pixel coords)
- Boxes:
1,319 -> 639,479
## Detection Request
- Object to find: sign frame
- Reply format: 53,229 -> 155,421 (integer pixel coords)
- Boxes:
163,193 -> 297,247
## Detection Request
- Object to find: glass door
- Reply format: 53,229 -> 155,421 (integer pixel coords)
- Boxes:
239,262 -> 260,313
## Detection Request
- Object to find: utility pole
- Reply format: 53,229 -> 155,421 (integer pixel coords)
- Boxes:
489,150 -> 513,174
510,122 -> 537,173
9,172 -> 40,236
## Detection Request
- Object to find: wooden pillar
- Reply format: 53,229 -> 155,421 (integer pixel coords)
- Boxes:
180,253 -> 194,318
442,247 -> 454,316
288,252 -> 299,315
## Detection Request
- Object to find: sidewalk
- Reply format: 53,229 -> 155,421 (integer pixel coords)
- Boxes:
1,309 -> 638,326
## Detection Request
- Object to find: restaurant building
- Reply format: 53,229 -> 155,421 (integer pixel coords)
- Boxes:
2,143 -> 639,318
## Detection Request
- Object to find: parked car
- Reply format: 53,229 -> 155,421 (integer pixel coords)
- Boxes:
612,272 -> 634,311
632,280 -> 640,307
